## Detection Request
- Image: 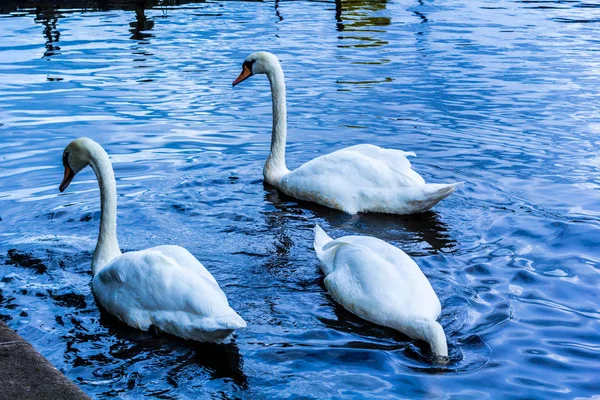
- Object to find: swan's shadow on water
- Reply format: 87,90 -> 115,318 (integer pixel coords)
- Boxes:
96,306 -> 247,388
262,183 -> 457,253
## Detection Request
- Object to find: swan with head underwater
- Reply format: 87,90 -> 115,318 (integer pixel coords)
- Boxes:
232,51 -> 461,215
314,225 -> 449,362
58,137 -> 246,342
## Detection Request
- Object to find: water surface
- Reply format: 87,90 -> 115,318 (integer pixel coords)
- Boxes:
1,0 -> 599,398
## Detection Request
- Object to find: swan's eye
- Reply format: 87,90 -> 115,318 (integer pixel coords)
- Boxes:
243,59 -> 256,73
62,151 -> 70,168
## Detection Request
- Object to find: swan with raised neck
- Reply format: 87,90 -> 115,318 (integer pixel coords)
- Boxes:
58,137 -> 246,342
60,137 -> 121,275
233,51 -> 461,215
233,51 -> 290,185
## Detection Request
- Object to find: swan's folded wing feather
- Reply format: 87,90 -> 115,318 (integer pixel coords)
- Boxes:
329,235 -> 416,271
324,244 -> 408,324
94,250 -> 230,320
332,144 -> 424,185
149,245 -> 219,286
324,240 -> 441,322
343,144 -> 417,171
284,145 -> 425,191
279,143 -> 460,214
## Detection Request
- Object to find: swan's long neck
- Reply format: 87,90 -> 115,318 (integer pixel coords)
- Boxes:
264,63 -> 290,185
88,144 -> 121,276
404,318 -> 448,360
420,320 -> 449,359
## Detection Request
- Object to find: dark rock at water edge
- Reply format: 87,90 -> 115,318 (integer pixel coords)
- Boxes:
5,249 -> 48,274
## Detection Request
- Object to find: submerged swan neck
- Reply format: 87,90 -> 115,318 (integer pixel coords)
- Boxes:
401,318 -> 448,360
264,62 -> 289,185
421,320 -> 449,359
87,143 -> 121,276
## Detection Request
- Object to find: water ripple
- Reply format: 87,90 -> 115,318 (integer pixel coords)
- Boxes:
0,0 -> 599,398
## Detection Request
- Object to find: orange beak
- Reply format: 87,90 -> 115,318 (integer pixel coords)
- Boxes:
59,165 -> 75,192
232,64 -> 252,87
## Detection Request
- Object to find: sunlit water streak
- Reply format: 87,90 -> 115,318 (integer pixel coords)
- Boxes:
0,0 -> 599,398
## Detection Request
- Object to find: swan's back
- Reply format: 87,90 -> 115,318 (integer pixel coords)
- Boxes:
313,225 -> 442,331
93,245 -> 246,341
280,144 -> 458,214
284,144 -> 424,189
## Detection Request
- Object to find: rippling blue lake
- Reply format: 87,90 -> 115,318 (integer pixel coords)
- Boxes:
1,0 -> 599,398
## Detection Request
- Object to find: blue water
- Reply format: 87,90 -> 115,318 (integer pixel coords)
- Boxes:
1,0 -> 599,398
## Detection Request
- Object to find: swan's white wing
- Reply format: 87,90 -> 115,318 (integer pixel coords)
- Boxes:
147,245 -> 218,286
278,144 -> 457,214
342,144 -> 421,180
324,235 -> 414,269
284,144 -> 425,190
92,246 -> 245,341
319,237 -> 441,324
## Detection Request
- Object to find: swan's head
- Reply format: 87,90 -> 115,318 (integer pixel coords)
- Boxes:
59,137 -> 94,192
232,51 -> 280,86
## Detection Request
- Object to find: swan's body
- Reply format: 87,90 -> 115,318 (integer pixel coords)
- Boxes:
313,225 -> 448,359
233,51 -> 459,215
59,138 -> 246,342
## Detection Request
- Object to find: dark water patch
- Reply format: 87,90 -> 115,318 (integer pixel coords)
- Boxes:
574,2 -> 600,7
465,264 -> 492,276
49,291 -> 87,309
510,270 -> 538,285
5,249 -> 47,274
79,213 -> 93,222
553,17 -> 600,23
37,211 -> 68,220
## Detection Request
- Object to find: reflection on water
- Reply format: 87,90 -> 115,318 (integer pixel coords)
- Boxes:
274,0 -> 283,22
334,0 -> 390,32
129,8 -> 154,41
265,184 -> 456,253
35,6 -> 61,58
98,308 -> 248,388
412,0 -> 428,25
0,0 -> 197,14
335,0 -> 390,48
1,0 -> 600,398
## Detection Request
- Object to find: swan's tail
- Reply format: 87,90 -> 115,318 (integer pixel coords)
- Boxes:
408,182 -> 462,213
313,224 -> 333,253
189,312 -> 246,342
423,182 -> 461,201
214,312 -> 247,331
314,225 -> 342,275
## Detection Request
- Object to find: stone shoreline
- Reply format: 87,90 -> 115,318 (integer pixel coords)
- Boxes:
0,321 -> 90,400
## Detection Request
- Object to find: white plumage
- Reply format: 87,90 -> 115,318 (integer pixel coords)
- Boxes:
93,245 -> 246,341
59,138 -> 246,342
313,225 -> 448,359
233,51 -> 460,215
278,144 -> 459,214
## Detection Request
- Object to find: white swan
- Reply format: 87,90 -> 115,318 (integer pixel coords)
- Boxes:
313,225 -> 448,360
58,137 -> 246,342
233,51 -> 460,215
